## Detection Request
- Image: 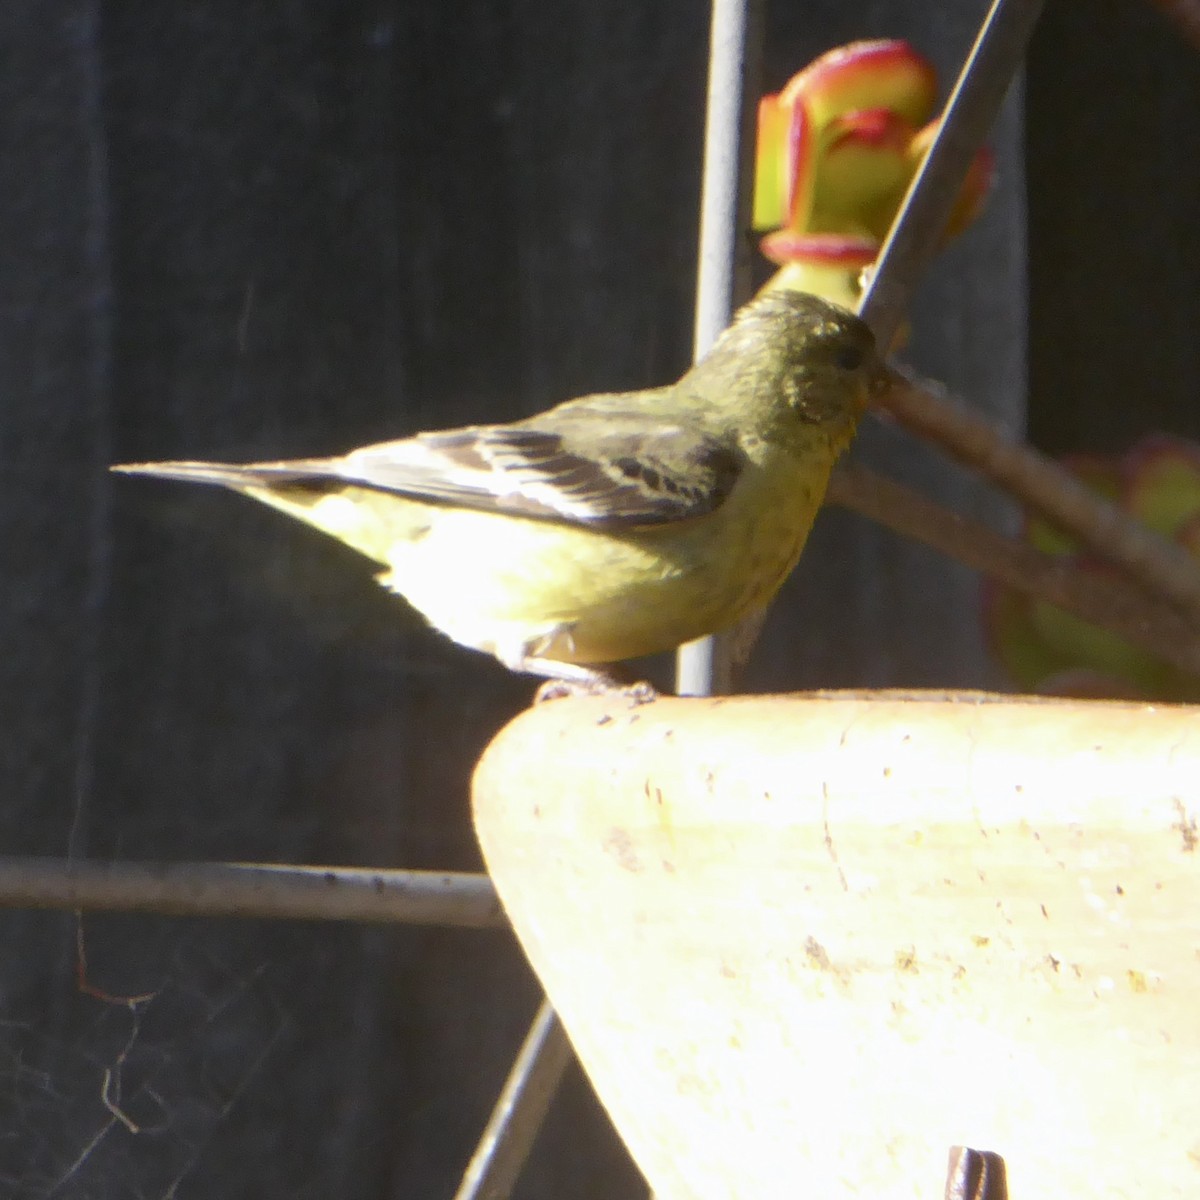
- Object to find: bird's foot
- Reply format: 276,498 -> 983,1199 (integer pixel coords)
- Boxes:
534,675 -> 608,703
534,677 -> 659,706
522,660 -> 657,707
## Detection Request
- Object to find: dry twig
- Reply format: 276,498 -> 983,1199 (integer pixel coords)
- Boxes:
878,366 -> 1200,624
827,463 -> 1200,677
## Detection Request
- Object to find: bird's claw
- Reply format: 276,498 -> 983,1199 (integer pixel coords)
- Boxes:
533,676 -> 658,707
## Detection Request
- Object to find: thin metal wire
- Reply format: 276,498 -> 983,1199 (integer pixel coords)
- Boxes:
857,0 -> 1048,348
0,856 -> 504,927
675,0 -> 764,698
691,0 -> 763,359
452,1001 -> 573,1200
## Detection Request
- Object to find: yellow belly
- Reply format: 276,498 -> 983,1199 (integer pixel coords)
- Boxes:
380,455 -> 832,665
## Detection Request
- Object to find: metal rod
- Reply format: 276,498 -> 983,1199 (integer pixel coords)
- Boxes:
0,856 -> 504,928
857,0 -> 1047,349
676,0 -> 763,698
945,1146 -> 1009,1200
691,0 -> 762,359
453,1000 -> 574,1200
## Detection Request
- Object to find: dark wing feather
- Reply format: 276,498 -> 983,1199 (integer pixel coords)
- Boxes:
333,418 -> 744,529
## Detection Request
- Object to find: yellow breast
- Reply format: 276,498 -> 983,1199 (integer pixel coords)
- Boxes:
381,450 -> 835,665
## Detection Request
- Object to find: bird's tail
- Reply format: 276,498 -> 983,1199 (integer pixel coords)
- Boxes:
111,458 -> 343,489
112,458 -> 429,568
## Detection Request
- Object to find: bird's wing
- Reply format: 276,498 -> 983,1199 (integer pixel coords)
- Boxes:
334,413 -> 745,529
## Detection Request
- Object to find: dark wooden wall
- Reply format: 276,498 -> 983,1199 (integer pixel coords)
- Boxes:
0,2 -> 1191,1196
1027,0 -> 1200,453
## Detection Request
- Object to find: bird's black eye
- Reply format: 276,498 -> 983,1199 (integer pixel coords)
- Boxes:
834,344 -> 864,371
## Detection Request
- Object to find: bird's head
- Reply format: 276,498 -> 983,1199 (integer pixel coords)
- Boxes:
703,288 -> 890,453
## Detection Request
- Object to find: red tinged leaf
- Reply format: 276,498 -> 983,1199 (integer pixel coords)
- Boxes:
755,40 -> 991,247
811,108 -> 916,238
1122,434 -> 1200,537
753,93 -> 817,232
758,231 -> 879,266
758,235 -> 879,310
786,39 -> 937,130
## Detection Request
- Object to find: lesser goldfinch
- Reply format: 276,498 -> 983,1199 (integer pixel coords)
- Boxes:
115,290 -> 886,682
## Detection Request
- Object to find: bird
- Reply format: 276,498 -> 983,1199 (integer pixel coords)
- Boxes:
114,289 -> 888,684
